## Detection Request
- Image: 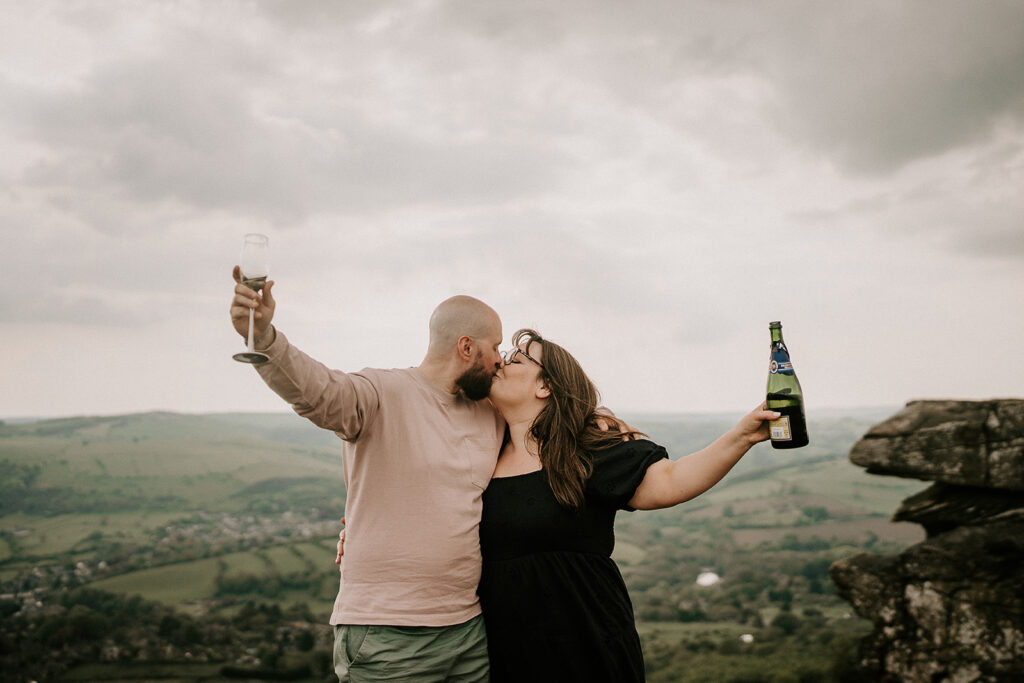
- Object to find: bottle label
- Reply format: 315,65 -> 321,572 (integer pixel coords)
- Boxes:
770,415 -> 792,441
770,350 -> 794,375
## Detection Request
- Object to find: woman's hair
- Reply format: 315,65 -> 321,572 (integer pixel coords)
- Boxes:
513,328 -> 646,508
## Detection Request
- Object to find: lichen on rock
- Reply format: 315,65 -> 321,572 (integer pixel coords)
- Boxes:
831,399 -> 1024,681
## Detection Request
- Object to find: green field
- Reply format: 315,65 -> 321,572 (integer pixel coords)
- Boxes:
89,556 -> 223,606
87,540 -> 339,613
2,510 -> 183,556
638,620 -> 752,644
0,412 -> 342,495
61,662 -> 228,682
67,449 -> 922,635
612,540 -> 648,566
2,411 -> 926,599
263,544 -> 314,574
1,409 -> 925,681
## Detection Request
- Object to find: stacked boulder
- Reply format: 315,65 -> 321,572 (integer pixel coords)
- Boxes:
830,399 -> 1024,682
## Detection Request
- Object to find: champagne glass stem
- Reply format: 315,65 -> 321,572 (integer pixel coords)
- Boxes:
232,232 -> 270,365
246,307 -> 256,352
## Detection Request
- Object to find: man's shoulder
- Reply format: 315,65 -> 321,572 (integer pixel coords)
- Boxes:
352,367 -> 431,396
353,366 -> 415,381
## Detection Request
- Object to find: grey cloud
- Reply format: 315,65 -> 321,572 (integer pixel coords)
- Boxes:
403,211 -> 726,338
939,195 -> 1024,259
0,285 -> 162,327
596,2 -> 1024,175
10,28 -> 575,227
331,211 -> 652,318
15,0 -> 1024,204
256,0 -> 394,29
788,172 -> 1024,263
434,1 -> 1024,175
0,225 -> 196,326
5,0 -> 1022,325
748,2 -> 1024,173
953,225 -> 1024,258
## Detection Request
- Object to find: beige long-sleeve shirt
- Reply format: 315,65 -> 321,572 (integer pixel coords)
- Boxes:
255,330 -> 505,626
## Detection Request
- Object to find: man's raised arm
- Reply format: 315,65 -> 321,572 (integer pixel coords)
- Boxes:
229,268 -> 376,439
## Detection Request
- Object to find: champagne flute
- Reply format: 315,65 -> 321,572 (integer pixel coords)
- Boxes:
232,233 -> 270,364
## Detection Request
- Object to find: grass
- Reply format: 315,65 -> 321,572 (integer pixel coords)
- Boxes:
218,550 -> 269,575
86,541 -> 341,612
60,661 -> 231,681
3,410 -> 925,634
0,413 -> 344,515
730,517 -> 924,546
637,620 -> 752,642
263,545 -> 311,574
292,540 -> 336,567
645,646 -> 852,683
89,557 -> 223,605
613,540 -> 647,566
1,511 -> 182,558
638,611 -> 872,683
706,459 -> 926,513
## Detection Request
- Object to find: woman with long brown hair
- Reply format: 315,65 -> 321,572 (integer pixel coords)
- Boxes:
479,328 -> 778,682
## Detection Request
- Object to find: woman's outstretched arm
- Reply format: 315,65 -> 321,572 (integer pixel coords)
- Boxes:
628,404 -> 778,510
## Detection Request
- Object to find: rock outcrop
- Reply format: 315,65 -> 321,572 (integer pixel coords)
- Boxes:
830,399 -> 1024,682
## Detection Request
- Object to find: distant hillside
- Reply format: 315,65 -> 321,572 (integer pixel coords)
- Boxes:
0,411 -> 340,449
0,408 -> 917,565
0,412 -> 344,518
1,407 -> 930,683
0,407 -> 899,519
627,406 -> 900,483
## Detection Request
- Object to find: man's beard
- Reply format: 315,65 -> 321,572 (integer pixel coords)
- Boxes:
456,364 -> 495,401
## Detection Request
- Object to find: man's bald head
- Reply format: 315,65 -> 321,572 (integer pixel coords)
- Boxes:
427,295 -> 501,358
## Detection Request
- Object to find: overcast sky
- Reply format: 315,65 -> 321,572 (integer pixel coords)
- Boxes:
2,1 -> 1022,420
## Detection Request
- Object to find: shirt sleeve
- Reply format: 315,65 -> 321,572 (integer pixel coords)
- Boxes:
586,439 -> 669,510
255,330 -> 380,440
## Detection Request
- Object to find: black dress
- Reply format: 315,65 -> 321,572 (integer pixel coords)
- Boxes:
478,439 -> 668,683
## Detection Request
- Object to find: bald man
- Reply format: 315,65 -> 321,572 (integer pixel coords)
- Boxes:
230,269 -> 505,682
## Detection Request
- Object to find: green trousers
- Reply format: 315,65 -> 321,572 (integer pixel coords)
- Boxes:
333,615 -> 489,682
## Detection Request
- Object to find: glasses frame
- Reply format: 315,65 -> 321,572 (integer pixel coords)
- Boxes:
502,347 -> 543,368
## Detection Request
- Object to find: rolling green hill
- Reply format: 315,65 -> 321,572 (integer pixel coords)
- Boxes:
0,409 -> 927,563
0,412 -> 343,513
0,408 -> 918,567
0,412 -> 347,586
0,408 -> 927,682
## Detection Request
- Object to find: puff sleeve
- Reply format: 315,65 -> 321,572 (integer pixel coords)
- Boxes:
586,439 -> 668,510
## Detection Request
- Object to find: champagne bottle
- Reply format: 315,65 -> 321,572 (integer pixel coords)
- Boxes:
766,321 -> 809,449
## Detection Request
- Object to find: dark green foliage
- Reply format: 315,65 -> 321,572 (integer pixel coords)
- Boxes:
773,612 -> 802,635
800,559 -> 833,581
220,663 -> 313,680
0,460 -> 41,514
780,534 -> 834,551
1,410 -> 911,681
0,589 -> 329,682
0,600 -> 19,619
214,568 -> 320,598
234,476 -> 341,514
232,601 -> 283,630
802,506 -> 831,522
0,458 -> 185,515
295,628 -> 316,652
644,629 -> 867,682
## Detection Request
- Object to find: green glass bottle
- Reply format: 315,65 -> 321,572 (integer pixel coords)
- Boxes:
766,321 -> 809,449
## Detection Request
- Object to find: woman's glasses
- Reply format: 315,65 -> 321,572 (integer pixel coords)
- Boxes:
502,347 -> 543,368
